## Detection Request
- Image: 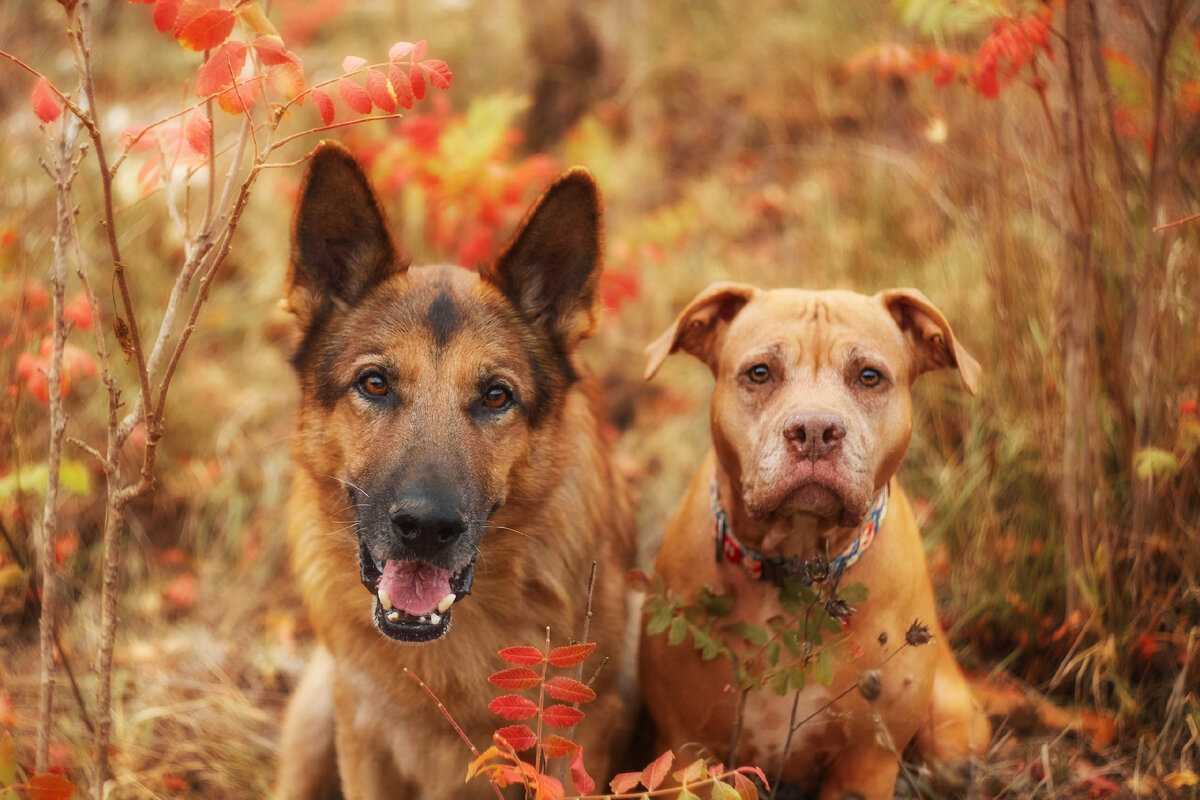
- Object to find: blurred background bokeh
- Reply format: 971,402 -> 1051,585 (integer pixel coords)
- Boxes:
1,0 -> 1198,796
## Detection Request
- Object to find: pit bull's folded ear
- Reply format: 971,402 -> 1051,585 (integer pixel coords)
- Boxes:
286,142 -> 405,325
877,288 -> 981,395
481,168 -> 602,349
644,282 -> 758,380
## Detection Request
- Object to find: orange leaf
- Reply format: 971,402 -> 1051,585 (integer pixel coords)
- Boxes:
732,771 -> 760,800
640,749 -> 674,792
547,642 -> 595,667
196,41 -> 247,96
488,694 -> 538,721
31,78 -> 62,124
366,69 -> 397,112
311,88 -> 334,125
494,724 -> 537,752
609,771 -> 641,794
28,772 -> 76,800
175,8 -> 235,51
183,110 -> 211,156
568,745 -> 594,795
338,76 -> 371,115
539,734 -> 578,760
164,573 -> 197,611
250,35 -> 295,66
218,78 -> 260,114
153,0 -> 183,33
488,667 -> 540,690
236,1 -> 278,36
498,646 -> 544,666
268,60 -> 306,102
540,704 -> 584,729
543,677 -> 596,704
535,773 -> 564,800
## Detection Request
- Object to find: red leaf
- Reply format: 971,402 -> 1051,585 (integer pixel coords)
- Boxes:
338,76 -> 372,115
536,774 -> 565,800
422,59 -> 452,90
251,35 -> 295,66
541,704 -> 584,729
412,39 -> 427,61
366,69 -> 397,112
543,677 -> 596,704
196,41 -> 247,96
31,78 -> 62,124
175,8 -> 235,51
568,745 -> 595,795
153,0 -> 183,33
389,63 -> 414,109
488,694 -> 538,721
388,41 -> 415,62
610,771 -> 641,794
311,88 -> 335,125
28,773 -> 75,800
641,750 -> 675,792
409,65 -> 426,101
547,642 -> 595,667
63,292 -> 92,331
494,725 -> 538,752
498,646 -> 544,666
183,110 -> 211,156
217,78 -> 260,114
342,55 -> 367,73
539,734 -> 578,760
488,667 -> 541,690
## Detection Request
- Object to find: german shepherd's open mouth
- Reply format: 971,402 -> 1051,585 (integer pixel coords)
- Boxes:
357,539 -> 476,641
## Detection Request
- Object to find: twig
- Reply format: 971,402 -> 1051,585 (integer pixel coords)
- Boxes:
403,669 -> 505,800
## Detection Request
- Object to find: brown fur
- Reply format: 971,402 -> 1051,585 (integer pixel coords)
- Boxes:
640,283 -> 991,799
277,142 -> 637,800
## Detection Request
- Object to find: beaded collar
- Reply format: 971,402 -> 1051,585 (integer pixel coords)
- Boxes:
710,474 -> 889,587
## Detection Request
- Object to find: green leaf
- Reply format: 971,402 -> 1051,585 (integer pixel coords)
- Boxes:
814,650 -> 834,688
711,780 -> 742,800
766,640 -> 780,668
696,587 -> 733,618
667,615 -> 688,646
701,638 -> 723,661
781,630 -> 801,657
0,459 -> 91,500
723,621 -> 767,646
675,787 -> 702,800
1134,447 -> 1180,481
0,730 -> 16,786
837,582 -> 869,605
768,669 -> 790,696
647,606 -> 674,636
789,667 -> 807,692
821,614 -> 844,634
0,565 -> 24,590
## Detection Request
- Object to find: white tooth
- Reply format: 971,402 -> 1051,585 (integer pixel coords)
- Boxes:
430,612 -> 441,625
386,610 -> 400,622
378,587 -> 393,611
437,593 -> 455,614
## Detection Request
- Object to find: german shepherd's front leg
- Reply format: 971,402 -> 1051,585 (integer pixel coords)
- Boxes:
278,648 -> 341,800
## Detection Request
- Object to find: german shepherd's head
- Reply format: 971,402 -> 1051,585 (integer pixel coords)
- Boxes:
285,142 -> 603,643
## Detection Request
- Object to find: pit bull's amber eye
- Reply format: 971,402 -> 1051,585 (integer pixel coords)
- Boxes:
747,364 -> 771,384
483,384 -> 512,409
359,371 -> 389,397
859,368 -> 883,387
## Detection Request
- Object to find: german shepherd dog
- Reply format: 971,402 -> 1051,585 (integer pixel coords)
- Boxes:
276,142 -> 637,800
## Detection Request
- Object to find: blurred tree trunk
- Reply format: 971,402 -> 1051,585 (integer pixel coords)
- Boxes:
520,0 -> 601,154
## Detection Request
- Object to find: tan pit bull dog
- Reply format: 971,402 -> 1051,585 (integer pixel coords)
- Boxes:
640,282 -> 991,799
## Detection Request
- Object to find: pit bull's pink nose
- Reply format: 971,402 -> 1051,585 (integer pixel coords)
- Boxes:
783,411 -> 846,460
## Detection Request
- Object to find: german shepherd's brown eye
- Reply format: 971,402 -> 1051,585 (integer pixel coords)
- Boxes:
359,371 -> 389,397
482,384 -> 512,409
747,364 -> 771,384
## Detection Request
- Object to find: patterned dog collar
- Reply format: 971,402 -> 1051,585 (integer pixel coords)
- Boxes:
710,474 -> 889,587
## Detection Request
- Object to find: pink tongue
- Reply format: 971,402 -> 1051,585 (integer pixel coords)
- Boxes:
379,560 -> 452,617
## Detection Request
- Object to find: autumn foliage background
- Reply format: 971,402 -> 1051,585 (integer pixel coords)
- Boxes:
1,0 -> 1199,797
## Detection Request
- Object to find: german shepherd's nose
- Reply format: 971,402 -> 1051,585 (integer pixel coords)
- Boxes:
389,488 -> 467,556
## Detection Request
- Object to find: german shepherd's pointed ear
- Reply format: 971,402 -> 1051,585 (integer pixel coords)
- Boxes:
285,142 -> 405,325
876,288 -> 981,395
482,168 -> 602,348
644,282 -> 759,380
